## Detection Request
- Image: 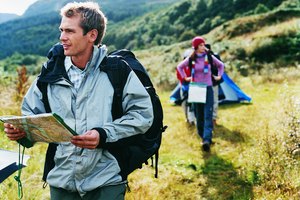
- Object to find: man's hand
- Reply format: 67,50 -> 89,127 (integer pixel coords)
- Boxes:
3,123 -> 26,141
71,130 -> 100,149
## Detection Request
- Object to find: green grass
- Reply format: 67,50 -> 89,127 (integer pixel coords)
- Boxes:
125,78 -> 300,200
1,75 -> 300,200
1,4 -> 300,199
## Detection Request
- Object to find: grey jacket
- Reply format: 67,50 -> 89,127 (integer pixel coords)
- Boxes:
21,45 -> 153,196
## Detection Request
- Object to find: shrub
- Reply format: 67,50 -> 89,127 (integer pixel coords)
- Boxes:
250,37 -> 295,62
254,3 -> 270,14
235,47 -> 247,60
248,84 -> 300,195
283,93 -> 300,157
15,66 -> 29,102
179,30 -> 196,42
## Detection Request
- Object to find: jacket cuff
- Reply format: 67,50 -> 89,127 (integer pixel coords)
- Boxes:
92,127 -> 107,148
17,137 -> 34,148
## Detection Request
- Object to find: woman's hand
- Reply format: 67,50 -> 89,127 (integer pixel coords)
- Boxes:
185,77 -> 192,82
213,75 -> 222,81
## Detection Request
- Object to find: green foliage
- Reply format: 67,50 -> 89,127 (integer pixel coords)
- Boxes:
1,3 -> 299,91
0,12 -> 60,59
219,8 -> 300,40
278,0 -> 300,9
0,1 -> 299,198
0,53 -> 45,76
0,0 -> 287,60
250,35 -> 300,62
234,48 -> 247,60
167,1 -> 191,22
246,170 -> 260,185
0,0 -> 179,60
106,0 -> 286,51
242,83 -> 300,196
281,86 -> 300,157
0,69 -> 15,86
254,3 -> 270,14
178,30 -> 196,42
2,78 -> 300,199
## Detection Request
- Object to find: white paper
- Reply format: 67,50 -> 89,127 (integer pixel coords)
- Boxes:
0,149 -> 30,170
188,83 -> 207,103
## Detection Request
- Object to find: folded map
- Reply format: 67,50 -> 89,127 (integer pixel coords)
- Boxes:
0,113 -> 77,144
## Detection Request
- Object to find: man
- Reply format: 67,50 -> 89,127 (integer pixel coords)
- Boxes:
205,44 -> 223,127
3,2 -> 153,199
176,48 -> 196,125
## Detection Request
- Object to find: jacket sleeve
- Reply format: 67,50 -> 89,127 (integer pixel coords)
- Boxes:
176,68 -> 184,83
176,57 -> 190,82
22,79 -> 47,115
94,71 -> 154,145
17,79 -> 47,148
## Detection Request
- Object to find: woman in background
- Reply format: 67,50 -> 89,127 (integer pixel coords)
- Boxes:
176,36 -> 224,152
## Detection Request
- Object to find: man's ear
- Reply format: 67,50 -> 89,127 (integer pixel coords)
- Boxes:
88,29 -> 98,43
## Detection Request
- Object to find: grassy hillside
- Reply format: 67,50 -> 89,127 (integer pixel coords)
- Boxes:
133,5 -> 300,90
0,75 -> 299,199
0,0 -> 293,59
0,0 -> 299,199
126,78 -> 300,199
106,0 -> 285,50
23,0 -> 178,21
0,13 -> 19,24
0,0 -> 179,59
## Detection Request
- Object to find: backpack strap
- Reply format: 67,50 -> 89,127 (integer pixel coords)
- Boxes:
207,51 -> 217,76
36,81 -> 58,183
188,57 -> 194,73
36,43 -> 67,183
207,51 -> 224,86
154,150 -> 159,178
36,81 -> 59,183
100,55 -> 132,120
109,49 -> 153,87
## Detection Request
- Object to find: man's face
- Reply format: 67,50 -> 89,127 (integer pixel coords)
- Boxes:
59,15 -> 90,57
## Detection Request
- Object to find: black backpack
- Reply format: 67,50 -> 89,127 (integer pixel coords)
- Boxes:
208,51 -> 224,86
37,44 -> 167,182
100,49 -> 167,180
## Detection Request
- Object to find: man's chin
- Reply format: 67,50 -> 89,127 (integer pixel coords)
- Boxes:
63,50 -> 71,56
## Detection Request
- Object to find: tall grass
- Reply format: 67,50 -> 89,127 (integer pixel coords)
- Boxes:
242,83 -> 300,199
125,77 -> 300,199
1,73 -> 300,199
15,66 -> 29,103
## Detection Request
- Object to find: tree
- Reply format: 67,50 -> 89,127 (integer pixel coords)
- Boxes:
254,4 -> 270,14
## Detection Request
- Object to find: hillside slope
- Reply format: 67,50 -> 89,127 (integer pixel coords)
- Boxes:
106,0 -> 284,50
23,0 -> 178,21
0,13 -> 19,24
135,6 -> 300,89
0,0 -> 289,59
1,79 -> 299,199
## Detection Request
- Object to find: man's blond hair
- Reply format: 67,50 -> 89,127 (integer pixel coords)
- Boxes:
60,2 -> 107,45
